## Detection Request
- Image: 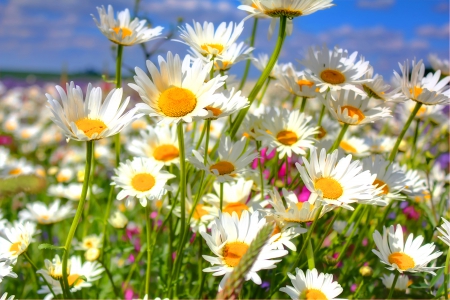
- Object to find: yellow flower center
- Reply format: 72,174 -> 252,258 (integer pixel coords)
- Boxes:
200,43 -> 224,54
320,69 -> 346,85
314,178 -> 343,200
276,130 -> 298,146
131,120 -> 147,130
131,173 -> 156,192
75,118 -> 107,138
9,242 -> 21,255
68,274 -> 84,287
153,144 -> 179,162
297,79 -> 314,91
264,9 -> 303,18
205,106 -> 223,117
223,242 -> 249,267
112,27 -> 132,39
340,105 -> 365,124
373,179 -> 389,195
409,86 -> 423,98
9,168 -> 22,175
223,202 -> 249,218
300,288 -> 328,300
192,204 -> 208,220
388,252 -> 415,270
38,215 -> 50,224
56,173 -> 70,183
209,161 -> 235,175
317,127 -> 327,139
158,87 -> 197,117
339,141 -> 357,153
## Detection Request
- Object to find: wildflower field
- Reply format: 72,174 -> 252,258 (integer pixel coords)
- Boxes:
0,1 -> 449,299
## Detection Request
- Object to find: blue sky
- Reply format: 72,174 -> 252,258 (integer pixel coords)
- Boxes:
0,0 -> 448,79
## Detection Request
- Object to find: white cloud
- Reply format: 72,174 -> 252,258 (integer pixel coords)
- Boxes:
357,0 -> 395,9
416,23 -> 450,39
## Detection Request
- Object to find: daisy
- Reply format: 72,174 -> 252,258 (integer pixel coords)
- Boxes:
361,73 -> 400,102
200,210 -> 288,290
437,217 -> 450,247
0,222 -> 36,261
129,52 -> 226,124
127,124 -> 191,166
301,45 -> 371,93
239,0 -> 334,38
338,135 -> 370,157
372,224 -> 442,274
204,88 -> 249,119
213,42 -> 254,71
111,157 -> 175,207
399,166 -> 427,198
296,147 -> 378,210
428,54 -> 449,76
93,5 -> 163,46
322,90 -> 392,125
2,157 -> 36,177
381,273 -> 410,291
253,53 -> 283,79
190,136 -> 258,183
108,211 -> 128,229
263,213 -> 304,251
365,134 -> 395,154
18,199 -> 75,225
315,114 -> 340,140
257,108 -> 318,159
0,258 -> 17,283
276,64 -> 318,99
177,21 -> 244,56
394,59 -> 450,105
279,268 -> 343,300
47,183 -> 102,202
333,220 -> 357,237
46,82 -> 142,141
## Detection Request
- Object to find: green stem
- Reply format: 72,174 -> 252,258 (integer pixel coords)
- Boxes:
123,246 -> 146,291
329,123 -> 349,153
114,45 -> 123,166
97,260 -> 120,298
230,16 -> 287,138
23,252 -> 57,298
83,142 -> 95,238
353,278 -> 365,298
444,248 -> 450,300
220,182 -> 224,211
314,209 -> 340,252
197,237 -> 206,299
410,118 -> 421,166
204,120 -> 211,164
195,121 -> 207,150
388,101 -> 423,162
317,104 -> 326,127
145,205 -> 152,296
220,70 -> 227,89
257,142 -> 265,200
306,239 -> 315,269
100,187 -> 114,261
256,78 -> 271,107
387,272 -> 399,299
238,18 -> 258,91
62,140 -> 94,298
300,97 -> 307,113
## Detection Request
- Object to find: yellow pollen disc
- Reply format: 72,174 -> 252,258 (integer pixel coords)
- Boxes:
9,242 -> 21,255
200,43 -> 224,54
205,106 -> 223,117
131,173 -> 156,192
9,168 -> 22,175
192,204 -> 208,220
112,27 -> 132,39
317,127 -> 327,139
38,215 -> 50,224
75,118 -> 107,138
153,144 -> 179,162
297,79 -> 314,91
388,252 -> 415,270
223,242 -> 249,267
277,130 -> 298,146
340,105 -> 365,123
223,202 -> 249,218
85,241 -> 93,248
315,178 -> 343,200
209,161 -> 235,175
320,69 -> 346,85
158,87 -> 197,117
409,86 -> 423,98
339,141 -> 357,153
300,288 -> 328,300
295,202 -> 315,211
68,274 -> 84,287
373,179 -> 389,195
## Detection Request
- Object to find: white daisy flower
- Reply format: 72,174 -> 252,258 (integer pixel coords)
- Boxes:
301,45 -> 371,93
338,134 -> 370,157
46,82 -> 142,141
2,157 -> 36,177
437,217 -> 450,247
200,210 -> 288,291
55,167 -> 75,183
205,88 -> 249,119
127,124 -> 191,166
296,147 -> 378,210
372,224 -> 443,274
190,136 -> 258,183
252,53 -> 282,79
365,134 -> 395,154
279,268 -> 343,300
0,222 -> 36,261
18,199 -> 75,225
0,292 -> 14,300
381,273 -> 410,291
394,59 -> 450,106
75,234 -> 103,251
93,5 -> 163,46
108,211 -> 128,229
257,108 -> 318,159
315,114 -> 339,140
239,0 -> 334,39
239,113 -> 264,140
111,157 -> 175,207
213,42 -> 254,71
177,20 -> 244,56
428,54 -> 449,76
399,166 -> 427,198
0,258 -> 17,283
129,52 -> 226,124
333,220 -> 357,237
276,64 -> 318,99
322,90 -> 392,125
47,183 -> 102,202
263,213 -> 303,252
360,66 -> 400,102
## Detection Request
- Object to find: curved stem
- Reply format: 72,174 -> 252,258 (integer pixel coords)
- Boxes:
100,187 -> 114,262
317,105 -> 326,127
145,205 -> 152,296
230,16 -> 287,138
314,209 -> 340,252
204,120 -> 211,164
122,246 -> 146,291
220,70 -> 227,90
387,272 -> 399,299
238,18 -> 258,91
23,252 -> 56,298
97,260 -> 120,298
114,45 -> 123,166
300,97 -> 307,113
388,101 -> 422,162
62,140 -> 94,298
410,118 -> 421,167
329,123 -> 349,153
256,78 -> 271,107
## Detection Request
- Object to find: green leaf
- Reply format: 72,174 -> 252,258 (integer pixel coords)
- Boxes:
38,243 -> 65,251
